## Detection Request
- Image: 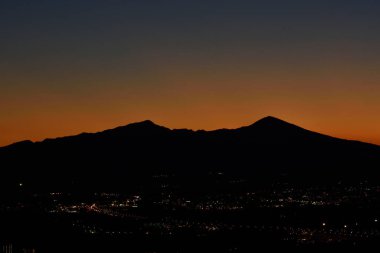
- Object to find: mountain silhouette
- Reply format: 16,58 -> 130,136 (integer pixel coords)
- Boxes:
1,116 -> 380,192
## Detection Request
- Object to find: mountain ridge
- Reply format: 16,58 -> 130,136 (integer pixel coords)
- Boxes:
1,116 -> 378,149
1,116 -> 380,192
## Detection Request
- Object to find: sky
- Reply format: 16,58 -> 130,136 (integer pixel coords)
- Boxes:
1,0 -> 380,146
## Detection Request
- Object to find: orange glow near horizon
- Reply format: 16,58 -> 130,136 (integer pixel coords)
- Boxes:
1,112 -> 380,147
1,69 -> 380,146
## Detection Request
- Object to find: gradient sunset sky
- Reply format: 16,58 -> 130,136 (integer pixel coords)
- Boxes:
1,0 -> 380,146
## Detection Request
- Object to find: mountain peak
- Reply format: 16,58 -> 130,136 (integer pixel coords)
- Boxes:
263,116 -> 280,120
103,120 -> 169,135
128,120 -> 158,127
251,116 -> 293,127
235,116 -> 306,135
